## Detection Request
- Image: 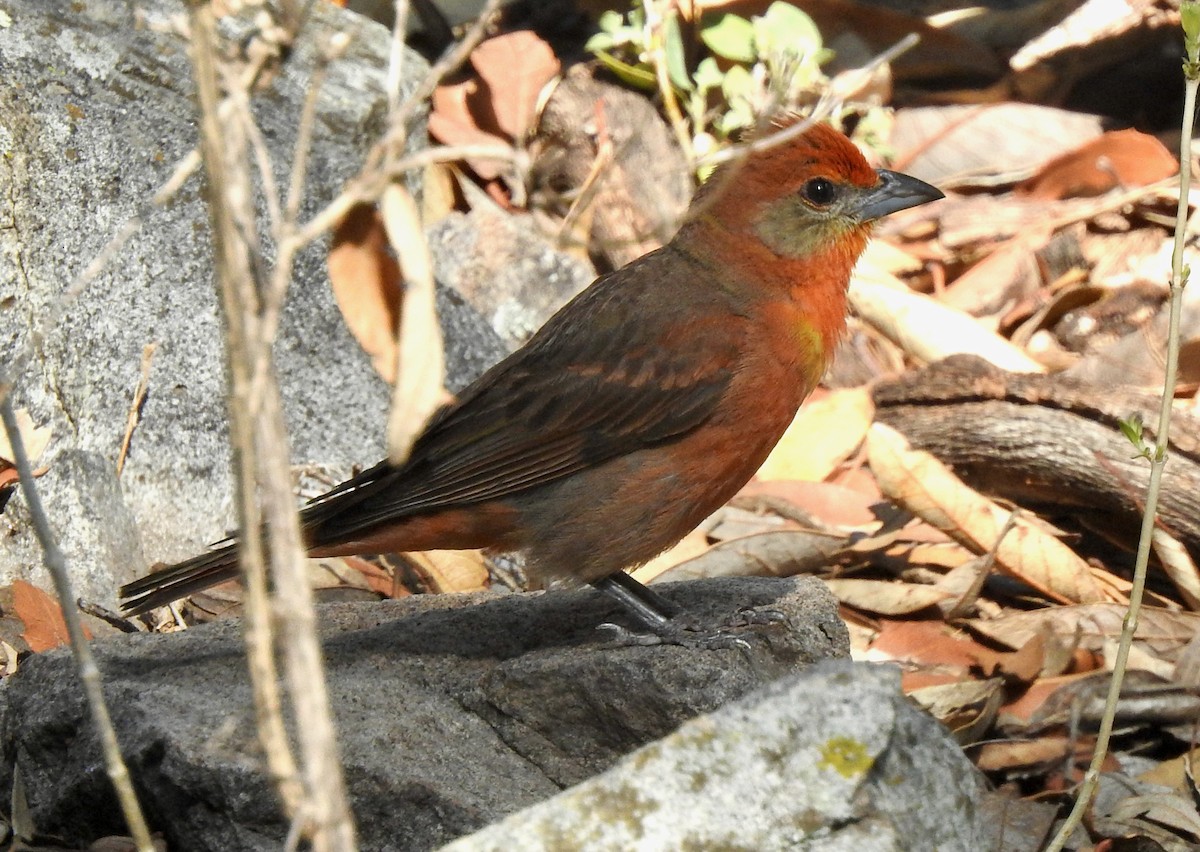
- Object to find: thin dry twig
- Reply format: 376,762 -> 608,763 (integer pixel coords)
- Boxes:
190,3 -> 364,847
186,0 -> 306,825
556,101 -> 617,249
0,399 -> 155,852
116,343 -> 158,477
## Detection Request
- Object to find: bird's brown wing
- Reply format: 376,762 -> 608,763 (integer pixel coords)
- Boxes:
302,259 -> 740,541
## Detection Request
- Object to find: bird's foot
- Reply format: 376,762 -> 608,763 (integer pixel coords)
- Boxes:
596,606 -> 791,652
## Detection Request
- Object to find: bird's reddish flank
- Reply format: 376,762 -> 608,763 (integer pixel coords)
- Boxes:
121,120 -> 943,621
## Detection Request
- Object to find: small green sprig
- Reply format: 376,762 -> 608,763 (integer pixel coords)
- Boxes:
1118,414 -> 1153,461
586,2 -> 833,158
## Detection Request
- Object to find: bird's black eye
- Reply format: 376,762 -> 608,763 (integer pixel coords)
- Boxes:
802,177 -> 837,207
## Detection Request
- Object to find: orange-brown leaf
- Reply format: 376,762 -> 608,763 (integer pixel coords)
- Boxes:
328,203 -> 402,383
1018,129 -> 1178,200
12,579 -> 87,652
429,80 -> 512,180
469,31 -> 560,142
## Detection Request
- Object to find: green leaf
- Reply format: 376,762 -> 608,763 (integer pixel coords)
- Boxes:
1119,414 -> 1151,459
585,31 -> 616,53
597,9 -> 626,34
693,56 -> 724,92
665,13 -> 693,91
755,2 -> 823,58
720,63 -> 754,102
592,50 -> 657,91
1183,2 -> 1200,58
716,101 -> 755,137
701,13 -> 756,63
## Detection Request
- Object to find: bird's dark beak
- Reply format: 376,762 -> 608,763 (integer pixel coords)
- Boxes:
856,169 -> 944,222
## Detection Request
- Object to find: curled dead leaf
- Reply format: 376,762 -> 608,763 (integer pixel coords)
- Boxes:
328,203 -> 402,382
850,275 -> 1044,373
381,183 -> 447,466
867,423 -> 1104,604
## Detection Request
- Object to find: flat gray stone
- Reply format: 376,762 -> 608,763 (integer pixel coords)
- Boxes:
2,576 -> 848,850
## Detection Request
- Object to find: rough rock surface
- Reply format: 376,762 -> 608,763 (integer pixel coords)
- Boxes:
426,208 -> 596,349
448,660 -> 989,852
0,0 -> 507,608
3,577 -> 848,850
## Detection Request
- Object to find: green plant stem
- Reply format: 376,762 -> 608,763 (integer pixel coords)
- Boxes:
642,0 -> 695,172
1044,51 -> 1197,852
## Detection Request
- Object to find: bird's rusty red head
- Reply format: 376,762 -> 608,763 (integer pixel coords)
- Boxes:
689,117 -> 942,261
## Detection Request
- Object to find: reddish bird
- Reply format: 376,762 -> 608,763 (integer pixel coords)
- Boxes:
120,120 -> 942,622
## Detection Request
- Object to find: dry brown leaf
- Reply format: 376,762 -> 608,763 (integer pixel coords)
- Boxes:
938,229 -> 1052,318
328,203 -> 402,382
1017,129 -> 1177,200
969,604 -> 1200,665
1152,527 -> 1200,611
974,736 -> 1073,773
429,80 -> 512,181
969,633 -> 1045,684
890,541 -> 975,572
824,578 -> 952,616
860,239 -> 927,277
868,618 -> 985,672
738,479 -> 880,528
381,183 -> 447,466
342,555 -> 404,598
310,557 -> 375,592
469,30 -> 560,142
907,677 -> 1004,744
849,275 -> 1045,373
11,579 -> 87,652
998,672 -> 1098,729
705,506 -> 794,543
1138,745 -> 1200,789
404,549 -> 489,594
1107,792 -> 1200,840
756,387 -> 873,483
890,104 -> 1105,188
1009,0 -> 1179,74
868,423 -> 1103,604
633,528 -> 711,584
656,530 -> 848,582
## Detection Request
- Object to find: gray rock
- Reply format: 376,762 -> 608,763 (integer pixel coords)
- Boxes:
0,0 -> 507,608
448,660 -> 988,852
2,576 -> 849,850
427,209 -> 596,349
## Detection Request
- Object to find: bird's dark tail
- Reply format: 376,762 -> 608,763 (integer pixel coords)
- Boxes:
119,543 -> 241,616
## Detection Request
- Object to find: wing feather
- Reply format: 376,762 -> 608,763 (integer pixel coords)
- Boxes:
304,247 -> 741,543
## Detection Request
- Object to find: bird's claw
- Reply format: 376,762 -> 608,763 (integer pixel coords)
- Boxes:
596,621 -> 667,646
726,606 -> 791,628
595,610 -> 778,653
